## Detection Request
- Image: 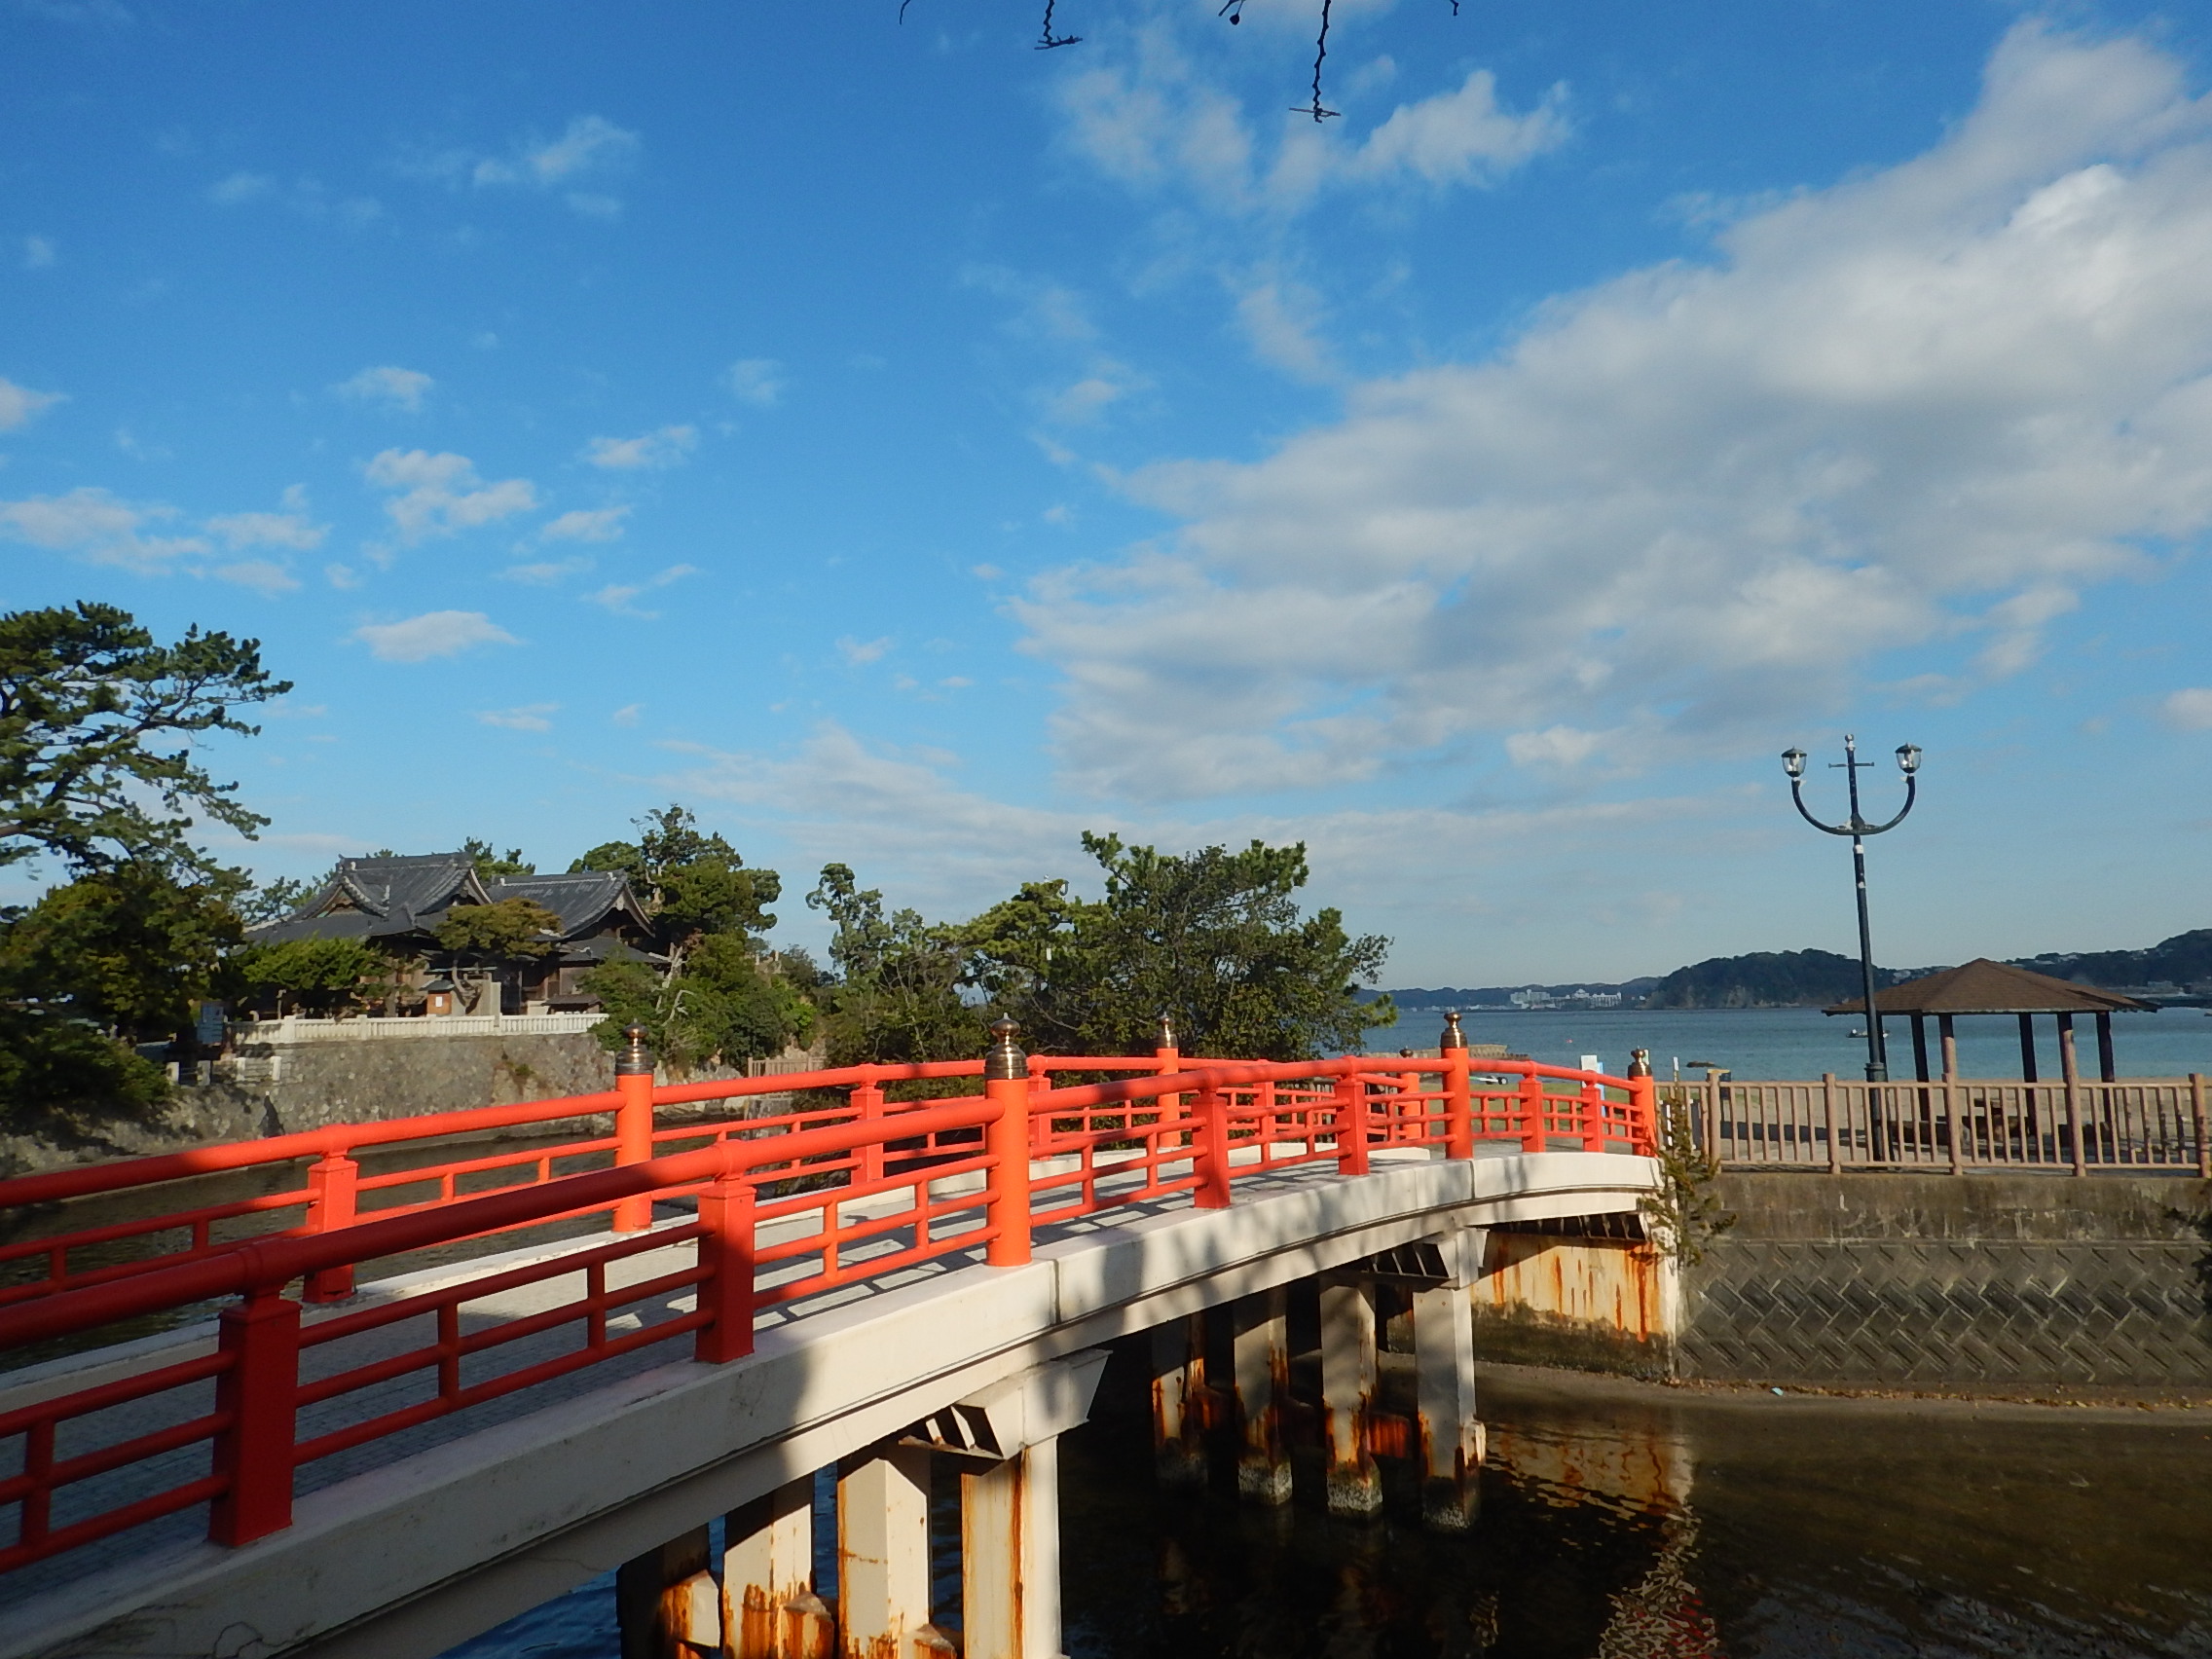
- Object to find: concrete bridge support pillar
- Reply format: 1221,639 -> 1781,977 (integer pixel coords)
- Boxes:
960,1438 -> 1061,1659
723,1477 -> 830,1659
1232,1285 -> 1292,1505
1319,1272 -> 1382,1516
1149,1312 -> 1208,1486
837,1444 -> 937,1659
617,1526 -> 716,1659
1414,1228 -> 1488,1531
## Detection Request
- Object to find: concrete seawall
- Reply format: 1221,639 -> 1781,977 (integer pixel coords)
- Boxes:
1471,1172 -> 2212,1391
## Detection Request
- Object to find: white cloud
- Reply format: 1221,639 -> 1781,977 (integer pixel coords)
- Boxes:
20,236 -> 55,271
204,506 -> 327,551
0,376 -> 63,430
324,562 -> 363,589
1019,24 -> 2212,800
2161,688 -> 2212,730
611,702 -> 644,726
582,425 -> 696,470
424,115 -> 640,215
0,486 -> 204,571
1505,726 -> 1609,769
335,365 -> 435,413
539,505 -> 631,541
213,560 -> 301,596
477,704 -> 558,732
724,358 -> 786,407
838,635 -> 893,666
503,556 -> 592,584
363,449 -> 538,541
584,563 -> 698,619
207,170 -> 274,205
352,609 -> 520,662
1054,26 -> 1566,220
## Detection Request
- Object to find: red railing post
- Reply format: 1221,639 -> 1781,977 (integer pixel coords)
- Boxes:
1518,1069 -> 1546,1153
1626,1050 -> 1656,1156
210,1282 -> 301,1546
613,1024 -> 656,1233
1578,1072 -> 1606,1153
853,1077 -> 885,1188
694,1171 -> 756,1363
1197,1084 -> 1233,1208
984,1019 -> 1032,1266
303,1149 -> 359,1303
1440,1014 -> 1472,1161
1334,1072 -> 1368,1176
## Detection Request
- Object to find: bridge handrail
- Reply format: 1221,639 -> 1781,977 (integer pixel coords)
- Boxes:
0,1048 -> 1651,1576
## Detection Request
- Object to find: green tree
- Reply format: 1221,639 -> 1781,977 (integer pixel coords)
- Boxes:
585,938 -> 817,1076
0,863 -> 247,1045
433,898 -> 563,961
967,833 -> 1394,1060
233,937 -> 393,1015
0,602 -> 290,876
240,872 -> 318,926
806,863 -> 985,1066
572,804 -> 779,962
461,838 -> 535,878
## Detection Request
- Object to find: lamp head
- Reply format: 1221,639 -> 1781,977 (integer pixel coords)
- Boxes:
1781,747 -> 1808,781
1896,743 -> 1922,776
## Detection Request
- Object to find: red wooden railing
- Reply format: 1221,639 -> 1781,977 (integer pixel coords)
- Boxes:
0,1040 -> 1651,1577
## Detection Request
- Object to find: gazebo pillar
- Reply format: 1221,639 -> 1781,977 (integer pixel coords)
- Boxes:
1938,1014 -> 1958,1084
1910,1015 -> 1930,1084
2016,1014 -> 2039,1084
2096,1012 -> 2116,1083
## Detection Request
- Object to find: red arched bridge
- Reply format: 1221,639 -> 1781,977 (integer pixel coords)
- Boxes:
0,1021 -> 1659,1659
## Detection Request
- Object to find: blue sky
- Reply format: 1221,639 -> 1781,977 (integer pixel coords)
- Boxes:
6,0 -> 2212,984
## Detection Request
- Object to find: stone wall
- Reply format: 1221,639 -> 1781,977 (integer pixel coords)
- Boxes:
0,1032 -> 767,1177
1676,1172 -> 2212,1388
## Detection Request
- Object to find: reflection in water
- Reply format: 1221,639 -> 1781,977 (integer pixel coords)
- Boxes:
439,1359 -> 2212,1659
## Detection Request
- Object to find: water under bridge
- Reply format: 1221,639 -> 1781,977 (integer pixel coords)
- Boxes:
0,1020 -> 1661,1659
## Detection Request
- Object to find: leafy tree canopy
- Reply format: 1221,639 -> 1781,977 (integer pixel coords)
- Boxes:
433,898 -> 563,960
0,863 -> 246,1045
806,863 -> 984,1067
0,602 -> 290,876
966,833 -> 1394,1061
585,937 -> 816,1076
233,937 -> 392,1014
572,804 -> 778,948
462,837 -> 535,878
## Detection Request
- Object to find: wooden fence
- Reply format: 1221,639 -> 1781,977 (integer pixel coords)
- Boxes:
1673,1073 -> 2212,1176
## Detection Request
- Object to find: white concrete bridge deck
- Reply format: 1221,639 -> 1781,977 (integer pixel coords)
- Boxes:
0,1146 -> 1657,1659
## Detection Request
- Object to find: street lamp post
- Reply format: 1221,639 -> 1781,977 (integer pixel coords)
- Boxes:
1781,735 -> 1921,1086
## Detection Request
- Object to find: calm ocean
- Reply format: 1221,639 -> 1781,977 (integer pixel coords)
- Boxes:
1376,1003 -> 2212,1081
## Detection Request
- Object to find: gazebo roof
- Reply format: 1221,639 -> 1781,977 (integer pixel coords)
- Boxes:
1825,958 -> 2154,1017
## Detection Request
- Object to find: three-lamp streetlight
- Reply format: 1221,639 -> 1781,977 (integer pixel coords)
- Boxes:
1781,735 -> 1921,1085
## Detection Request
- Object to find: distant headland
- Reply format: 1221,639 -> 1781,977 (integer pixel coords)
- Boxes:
1376,928 -> 2212,1012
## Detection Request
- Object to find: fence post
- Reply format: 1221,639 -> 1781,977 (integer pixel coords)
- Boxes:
854,1077 -> 885,1189
613,1024 -> 656,1233
2066,1072 -> 2087,1178
1333,1072 -> 1368,1175
303,1150 -> 359,1303
985,1019 -> 1032,1265
1518,1070 -> 1546,1154
1626,1050 -> 1655,1156
1441,1014 -> 1473,1161
1703,1071 -> 1721,1161
1822,1074 -> 1840,1174
695,1170 -> 756,1363
2194,1075 -> 2209,1181
210,1283 -> 302,1546
1197,1084 -> 1233,1208
1577,1072 -> 1605,1154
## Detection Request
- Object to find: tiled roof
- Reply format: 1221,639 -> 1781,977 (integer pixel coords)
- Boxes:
1825,958 -> 2155,1016
248,855 -> 647,947
486,871 -> 650,940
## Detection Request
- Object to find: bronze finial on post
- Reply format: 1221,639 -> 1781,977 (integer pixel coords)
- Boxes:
1627,1049 -> 1651,1079
1157,1012 -> 1177,1053
1439,1011 -> 1467,1052
615,1023 -> 653,1076
985,1016 -> 1027,1082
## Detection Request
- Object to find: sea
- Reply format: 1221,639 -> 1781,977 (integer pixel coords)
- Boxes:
1377,1003 -> 2212,1081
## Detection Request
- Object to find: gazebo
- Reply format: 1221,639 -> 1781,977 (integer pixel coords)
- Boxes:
1825,958 -> 2153,1085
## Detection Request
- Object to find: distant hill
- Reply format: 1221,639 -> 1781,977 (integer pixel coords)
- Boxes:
1380,927 -> 2212,1014
1643,949 -> 1875,1010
